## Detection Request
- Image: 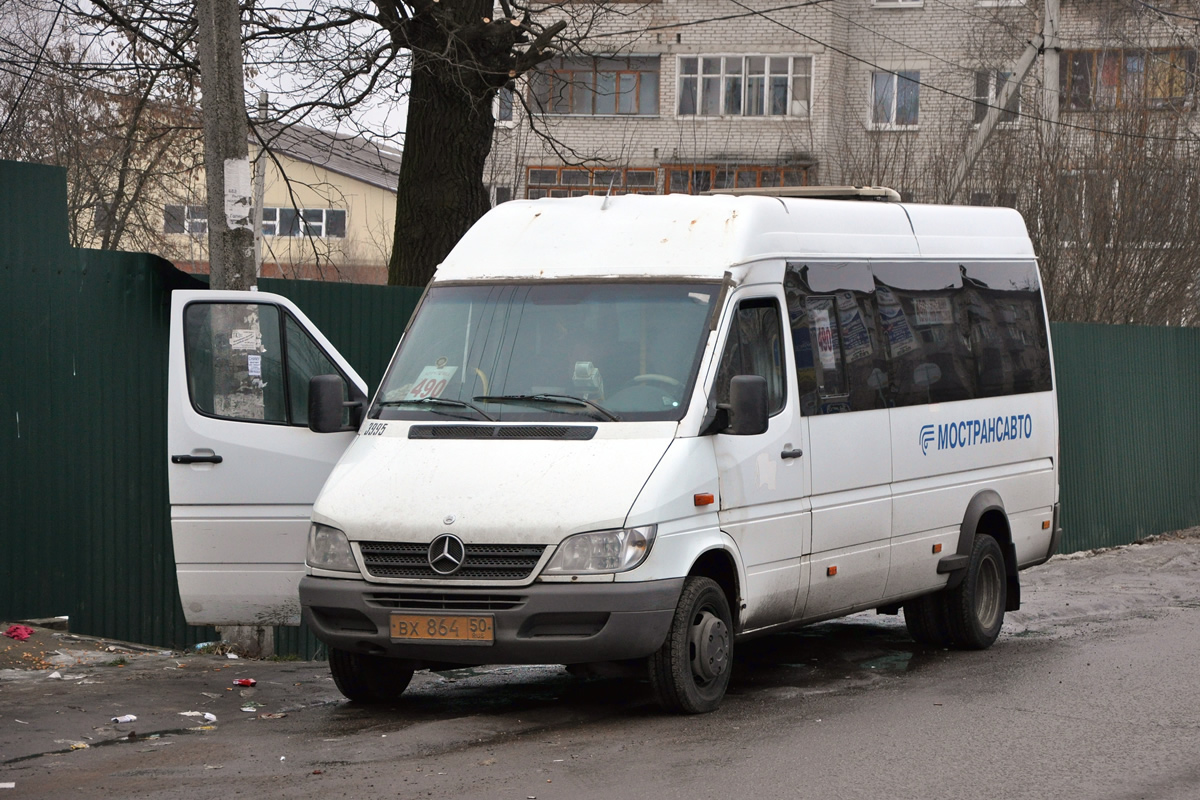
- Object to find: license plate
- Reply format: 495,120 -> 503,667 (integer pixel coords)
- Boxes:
389,614 -> 494,645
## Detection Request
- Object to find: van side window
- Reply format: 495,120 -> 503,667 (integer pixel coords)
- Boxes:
714,298 -> 786,415
183,302 -> 349,426
874,260 -> 1052,405
786,263 -> 891,415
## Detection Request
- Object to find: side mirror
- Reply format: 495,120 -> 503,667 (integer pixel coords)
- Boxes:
726,375 -> 769,436
309,374 -> 362,433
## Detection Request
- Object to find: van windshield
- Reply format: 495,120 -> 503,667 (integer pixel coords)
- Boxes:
372,282 -> 720,422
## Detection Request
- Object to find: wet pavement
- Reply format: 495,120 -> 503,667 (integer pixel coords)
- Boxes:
3,531 -> 1200,799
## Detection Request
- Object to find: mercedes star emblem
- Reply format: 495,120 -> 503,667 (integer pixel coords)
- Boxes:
427,534 -> 466,575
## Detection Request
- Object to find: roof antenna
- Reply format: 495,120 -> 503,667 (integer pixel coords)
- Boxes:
600,169 -> 619,211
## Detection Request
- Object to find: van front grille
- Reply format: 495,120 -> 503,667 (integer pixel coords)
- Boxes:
365,592 -> 527,611
359,542 -> 547,581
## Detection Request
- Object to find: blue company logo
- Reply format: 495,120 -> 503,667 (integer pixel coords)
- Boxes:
920,414 -> 1033,455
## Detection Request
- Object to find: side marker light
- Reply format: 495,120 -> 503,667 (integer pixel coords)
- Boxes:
694,493 -> 715,506
1042,520 -> 1051,529
827,566 -> 837,577
932,543 -> 943,554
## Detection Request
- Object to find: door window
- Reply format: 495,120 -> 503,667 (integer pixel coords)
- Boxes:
184,302 -> 348,426
714,298 -> 786,415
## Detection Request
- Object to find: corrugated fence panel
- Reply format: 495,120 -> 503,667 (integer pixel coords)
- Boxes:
260,278 -> 422,391
0,161 -> 422,654
1052,322 -> 1200,551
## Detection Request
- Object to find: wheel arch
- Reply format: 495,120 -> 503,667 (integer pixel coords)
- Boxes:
944,490 -> 1021,610
688,546 -> 742,633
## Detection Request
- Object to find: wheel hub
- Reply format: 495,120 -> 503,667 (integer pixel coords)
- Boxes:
690,610 -> 729,683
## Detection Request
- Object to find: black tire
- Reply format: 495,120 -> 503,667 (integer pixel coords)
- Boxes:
903,592 -> 952,647
944,534 -> 1007,650
648,576 -> 733,714
328,648 -> 415,703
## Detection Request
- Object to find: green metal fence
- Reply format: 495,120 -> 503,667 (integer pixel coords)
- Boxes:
0,160 -> 420,654
1052,322 -> 1200,551
4,158 -> 1200,652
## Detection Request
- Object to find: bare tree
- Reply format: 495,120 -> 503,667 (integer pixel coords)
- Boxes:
0,0 -> 203,253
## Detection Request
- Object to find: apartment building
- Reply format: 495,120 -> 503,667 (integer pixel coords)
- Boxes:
483,0 -> 1197,207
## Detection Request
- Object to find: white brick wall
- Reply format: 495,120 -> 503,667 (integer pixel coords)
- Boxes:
483,0 -> 1196,202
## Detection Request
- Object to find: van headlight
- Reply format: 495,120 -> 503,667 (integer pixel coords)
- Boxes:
306,523 -> 359,573
543,525 -> 657,574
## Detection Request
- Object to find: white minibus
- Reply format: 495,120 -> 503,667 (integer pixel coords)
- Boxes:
168,190 -> 1060,713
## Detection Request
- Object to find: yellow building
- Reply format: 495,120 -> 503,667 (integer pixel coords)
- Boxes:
163,122 -> 401,284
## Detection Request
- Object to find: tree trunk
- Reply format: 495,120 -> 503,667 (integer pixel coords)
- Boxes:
388,47 -> 495,287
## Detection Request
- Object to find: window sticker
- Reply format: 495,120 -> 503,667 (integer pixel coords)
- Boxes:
837,292 -> 873,363
247,354 -> 262,377
877,287 -> 917,358
404,363 -> 459,400
811,308 -> 837,370
914,296 -> 953,326
230,328 -> 261,351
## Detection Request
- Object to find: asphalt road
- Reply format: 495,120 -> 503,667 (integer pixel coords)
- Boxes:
4,532 -> 1200,799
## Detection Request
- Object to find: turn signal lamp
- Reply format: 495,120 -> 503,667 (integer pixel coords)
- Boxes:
932,543 -> 943,554
1043,520 -> 1051,529
694,493 -> 715,506
827,566 -> 838,577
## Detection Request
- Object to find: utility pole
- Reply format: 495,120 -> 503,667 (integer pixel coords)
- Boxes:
1043,0 -> 1061,133
195,0 -> 255,290
945,0 -> 1061,203
253,91 -> 268,278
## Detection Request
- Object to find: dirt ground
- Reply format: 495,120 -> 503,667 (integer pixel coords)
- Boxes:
0,623 -> 178,672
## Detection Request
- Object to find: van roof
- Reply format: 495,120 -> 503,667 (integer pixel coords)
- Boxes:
434,194 -> 1035,283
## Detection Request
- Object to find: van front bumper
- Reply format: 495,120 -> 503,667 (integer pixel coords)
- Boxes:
299,576 -> 683,666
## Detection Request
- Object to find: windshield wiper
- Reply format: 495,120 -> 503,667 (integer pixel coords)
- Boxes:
375,397 -> 494,421
473,394 -> 621,422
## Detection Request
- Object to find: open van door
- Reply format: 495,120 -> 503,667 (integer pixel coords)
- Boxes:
167,289 -> 367,626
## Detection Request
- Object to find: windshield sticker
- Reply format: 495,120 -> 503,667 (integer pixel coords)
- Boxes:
404,364 -> 459,400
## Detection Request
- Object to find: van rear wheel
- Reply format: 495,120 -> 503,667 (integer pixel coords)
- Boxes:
329,648 -> 414,703
648,576 -> 733,714
945,534 -> 1007,649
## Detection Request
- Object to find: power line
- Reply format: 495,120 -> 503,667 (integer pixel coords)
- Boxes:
0,0 -> 66,135
725,0 -> 1200,144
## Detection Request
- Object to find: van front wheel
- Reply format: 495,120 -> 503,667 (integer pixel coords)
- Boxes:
945,534 -> 1007,649
648,576 -> 733,714
329,648 -> 414,703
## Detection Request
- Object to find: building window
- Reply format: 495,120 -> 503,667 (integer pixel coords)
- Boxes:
262,207 -> 346,238
974,71 -> 1020,124
492,185 -> 512,205
530,56 -> 659,116
664,164 -> 813,194
871,70 -> 920,127
495,86 -> 514,123
1061,49 -> 1196,111
677,56 -> 812,117
164,204 -> 208,235
526,167 -> 658,198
